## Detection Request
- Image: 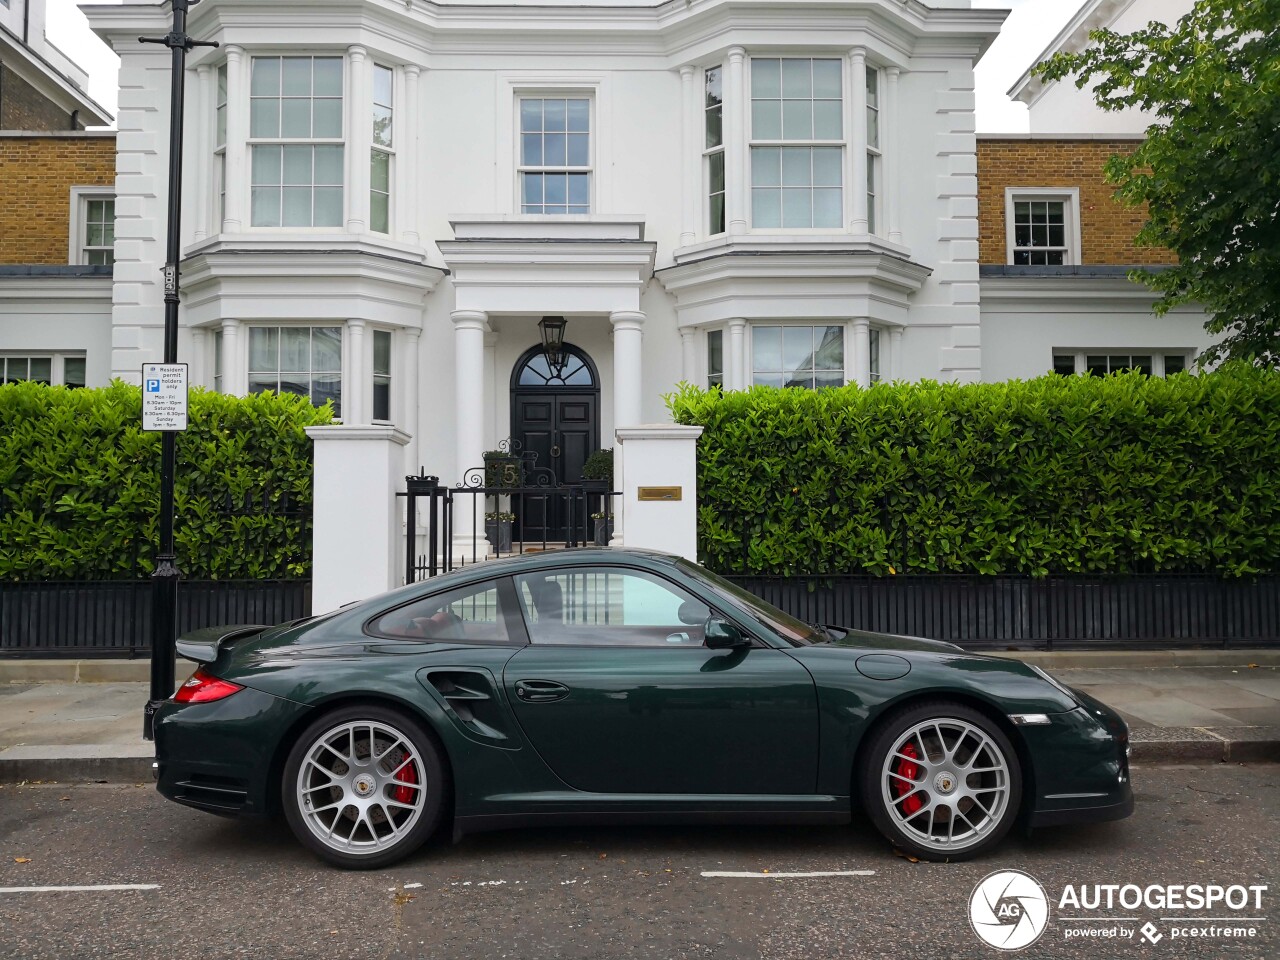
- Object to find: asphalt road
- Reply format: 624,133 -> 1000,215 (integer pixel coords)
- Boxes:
0,763 -> 1275,960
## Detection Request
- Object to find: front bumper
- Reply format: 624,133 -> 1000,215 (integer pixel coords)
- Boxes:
154,683 -> 310,818
1020,689 -> 1134,829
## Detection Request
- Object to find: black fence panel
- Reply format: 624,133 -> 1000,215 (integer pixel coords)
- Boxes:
726,574 -> 1280,650
0,580 -> 312,658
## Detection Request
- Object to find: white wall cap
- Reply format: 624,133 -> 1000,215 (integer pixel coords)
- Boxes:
615,424 -> 704,442
305,425 -> 411,445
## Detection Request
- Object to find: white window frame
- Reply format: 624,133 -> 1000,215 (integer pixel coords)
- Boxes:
747,56 -> 845,232
865,65 -> 880,237
372,327 -> 393,423
747,321 -> 848,389
706,327 -> 725,389
246,53 -> 346,231
0,353 -> 87,387
704,65 -> 726,237
67,187 -> 115,266
370,62 -> 395,236
1005,187 -> 1081,266
1052,350 -> 1192,378
215,61 -> 228,229
515,94 -> 594,216
246,322 -> 345,416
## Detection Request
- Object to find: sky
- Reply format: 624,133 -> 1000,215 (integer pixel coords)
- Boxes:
48,0 -> 1083,133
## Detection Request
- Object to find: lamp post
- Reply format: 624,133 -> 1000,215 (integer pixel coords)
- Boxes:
140,1 -> 217,740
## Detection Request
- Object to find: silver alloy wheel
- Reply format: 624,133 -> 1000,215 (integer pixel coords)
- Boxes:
879,717 -> 1011,852
295,719 -> 427,855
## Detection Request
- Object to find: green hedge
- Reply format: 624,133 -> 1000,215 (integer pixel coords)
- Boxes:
668,365 -> 1280,577
0,382 -> 332,580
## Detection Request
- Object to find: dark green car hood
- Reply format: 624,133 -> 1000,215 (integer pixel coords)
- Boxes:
821,627 -> 965,655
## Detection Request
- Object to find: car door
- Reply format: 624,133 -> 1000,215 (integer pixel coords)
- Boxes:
502,565 -> 820,795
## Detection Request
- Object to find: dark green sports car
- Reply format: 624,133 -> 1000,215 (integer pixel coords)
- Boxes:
155,548 -> 1132,869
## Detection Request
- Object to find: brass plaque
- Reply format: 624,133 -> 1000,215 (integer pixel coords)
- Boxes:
637,486 -> 682,502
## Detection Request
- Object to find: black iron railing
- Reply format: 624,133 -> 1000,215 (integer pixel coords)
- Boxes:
728,573 -> 1280,650
0,580 -> 312,658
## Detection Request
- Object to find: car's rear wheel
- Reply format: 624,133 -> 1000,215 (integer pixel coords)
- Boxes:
282,705 -> 446,869
860,701 -> 1021,861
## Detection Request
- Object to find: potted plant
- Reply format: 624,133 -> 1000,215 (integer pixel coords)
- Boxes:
591,511 -> 613,546
483,449 -> 522,489
484,510 -> 515,553
579,448 -> 613,492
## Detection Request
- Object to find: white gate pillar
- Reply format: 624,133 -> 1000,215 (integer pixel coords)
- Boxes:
614,425 -> 703,561
451,309 -> 490,560
305,425 -> 409,613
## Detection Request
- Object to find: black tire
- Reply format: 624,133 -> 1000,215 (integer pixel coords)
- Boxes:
282,704 -> 448,870
859,700 -> 1022,862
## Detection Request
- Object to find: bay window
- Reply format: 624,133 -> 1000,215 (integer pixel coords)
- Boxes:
248,325 -> 343,415
751,324 -> 844,389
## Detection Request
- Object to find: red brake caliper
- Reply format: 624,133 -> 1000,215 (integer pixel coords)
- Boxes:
393,756 -> 418,804
893,741 -> 924,816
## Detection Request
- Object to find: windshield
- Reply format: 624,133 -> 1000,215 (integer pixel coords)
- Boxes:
677,559 -> 825,646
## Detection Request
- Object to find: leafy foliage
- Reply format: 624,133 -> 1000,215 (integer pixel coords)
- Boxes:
1035,0 -> 1280,365
0,382 -> 332,581
668,367 -> 1280,577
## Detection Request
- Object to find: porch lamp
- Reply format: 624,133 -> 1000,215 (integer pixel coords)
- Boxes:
538,315 -> 568,372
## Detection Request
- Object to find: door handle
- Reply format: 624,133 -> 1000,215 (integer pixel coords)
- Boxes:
550,444 -> 561,458
515,679 -> 569,703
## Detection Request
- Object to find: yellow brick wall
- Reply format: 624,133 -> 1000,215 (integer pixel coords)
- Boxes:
0,134 -> 116,265
976,138 -> 1176,266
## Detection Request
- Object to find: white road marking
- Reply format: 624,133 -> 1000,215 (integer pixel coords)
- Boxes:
700,870 -> 875,879
0,884 -> 160,894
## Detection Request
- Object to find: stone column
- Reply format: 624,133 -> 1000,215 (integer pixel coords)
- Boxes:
725,47 -> 748,235
890,327 -> 904,380
193,64 -> 212,241
610,311 -> 645,428
727,318 -> 747,390
452,310 -> 490,560
850,47 -> 869,235
347,318 -> 367,424
852,318 -> 871,388
401,65 -> 421,246
680,329 -> 696,383
679,65 -> 698,247
885,67 -> 903,245
402,326 -> 421,474
220,318 -> 241,395
221,45 -> 246,233
346,46 -> 370,234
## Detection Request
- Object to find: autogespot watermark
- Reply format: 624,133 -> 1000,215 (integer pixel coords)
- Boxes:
968,872 -> 1268,950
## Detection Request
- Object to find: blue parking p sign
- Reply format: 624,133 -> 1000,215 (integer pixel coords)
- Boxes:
146,379 -> 161,392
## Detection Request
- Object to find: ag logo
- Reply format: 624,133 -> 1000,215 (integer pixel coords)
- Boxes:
969,869 -> 1050,950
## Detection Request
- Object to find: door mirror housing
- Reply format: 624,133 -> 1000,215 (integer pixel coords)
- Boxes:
704,617 -> 751,649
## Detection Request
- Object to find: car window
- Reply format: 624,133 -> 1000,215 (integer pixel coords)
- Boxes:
676,559 -> 824,646
514,568 -> 712,647
371,579 -> 512,643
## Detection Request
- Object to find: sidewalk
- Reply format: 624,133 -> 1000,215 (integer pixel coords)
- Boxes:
1,652 -> 1278,782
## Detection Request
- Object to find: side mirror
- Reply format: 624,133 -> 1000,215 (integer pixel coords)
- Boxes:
704,617 -> 751,650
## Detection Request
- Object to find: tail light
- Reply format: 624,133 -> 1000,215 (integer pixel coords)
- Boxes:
174,669 -> 244,704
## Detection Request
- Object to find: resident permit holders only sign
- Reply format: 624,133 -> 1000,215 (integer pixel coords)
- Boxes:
142,363 -> 189,431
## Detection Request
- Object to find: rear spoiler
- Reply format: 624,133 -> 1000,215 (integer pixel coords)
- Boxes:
175,624 -> 268,664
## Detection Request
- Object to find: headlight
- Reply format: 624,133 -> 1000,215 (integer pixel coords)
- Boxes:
1028,664 -> 1081,705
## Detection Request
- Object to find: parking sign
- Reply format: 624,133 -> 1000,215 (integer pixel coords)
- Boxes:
141,363 -> 189,431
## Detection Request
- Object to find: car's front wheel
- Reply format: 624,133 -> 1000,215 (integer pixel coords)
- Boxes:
282,705 -> 446,869
860,701 -> 1022,861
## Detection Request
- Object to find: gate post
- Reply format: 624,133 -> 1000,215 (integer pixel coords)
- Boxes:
305,425 -> 410,613
613,424 -> 703,561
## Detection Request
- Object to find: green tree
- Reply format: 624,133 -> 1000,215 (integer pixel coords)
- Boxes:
1035,0 -> 1280,365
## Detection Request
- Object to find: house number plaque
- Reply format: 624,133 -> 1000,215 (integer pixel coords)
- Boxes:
637,486 -> 682,502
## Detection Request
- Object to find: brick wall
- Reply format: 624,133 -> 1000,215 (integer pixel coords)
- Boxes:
0,64 -> 82,132
0,133 -> 116,265
977,138 -> 1176,266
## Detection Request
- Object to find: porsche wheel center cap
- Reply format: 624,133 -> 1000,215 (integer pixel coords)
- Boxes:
352,774 -> 376,797
934,771 -> 958,794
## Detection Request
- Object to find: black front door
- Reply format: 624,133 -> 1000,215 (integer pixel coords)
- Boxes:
510,344 -> 600,543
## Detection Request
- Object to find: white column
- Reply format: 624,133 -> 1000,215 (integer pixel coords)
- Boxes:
610,311 -> 645,428
850,47 -> 868,235
221,45 -> 247,233
193,64 -> 212,241
885,67 -> 902,245
347,318 -> 367,424
890,327 -> 904,380
615,425 -> 704,561
403,326 -> 421,474
452,310 -> 490,559
852,318 -> 871,388
220,318 -> 241,395
484,328 -> 499,448
726,318 -> 747,390
679,65 -> 699,247
725,47 -> 748,235
191,328 -> 208,387
680,328 -> 696,383
346,46 -> 370,234
400,65 -> 421,246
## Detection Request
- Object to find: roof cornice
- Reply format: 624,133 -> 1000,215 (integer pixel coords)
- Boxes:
1006,0 -> 1133,107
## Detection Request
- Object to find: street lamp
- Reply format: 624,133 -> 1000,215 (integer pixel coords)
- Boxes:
538,316 -> 568,373
139,0 -> 218,740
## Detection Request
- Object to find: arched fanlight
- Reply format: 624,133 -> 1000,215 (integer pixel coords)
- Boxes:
538,316 -> 568,371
